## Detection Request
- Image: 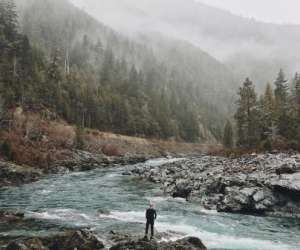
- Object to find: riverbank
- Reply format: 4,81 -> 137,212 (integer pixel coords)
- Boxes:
0,211 -> 207,250
129,153 -> 300,218
0,108 -> 216,188
0,150 -> 148,188
1,159 -> 299,250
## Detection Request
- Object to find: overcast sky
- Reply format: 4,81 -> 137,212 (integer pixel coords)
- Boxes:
71,0 -> 300,25
197,0 -> 300,24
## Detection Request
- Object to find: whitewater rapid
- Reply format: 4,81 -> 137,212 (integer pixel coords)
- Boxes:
0,158 -> 299,250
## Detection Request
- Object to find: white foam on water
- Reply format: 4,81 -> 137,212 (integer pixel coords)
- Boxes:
27,211 -> 62,220
97,210 -> 294,249
201,232 -> 293,250
26,208 -> 93,223
147,196 -> 187,204
197,208 -> 219,215
98,210 -> 146,223
172,197 -> 187,203
106,173 -> 121,178
39,189 -> 52,195
155,221 -> 294,250
145,158 -> 185,167
146,196 -> 169,204
98,210 -> 169,225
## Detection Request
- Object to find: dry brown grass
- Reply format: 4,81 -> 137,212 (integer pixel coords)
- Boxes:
0,108 -> 220,167
0,108 -> 76,168
84,129 -> 220,157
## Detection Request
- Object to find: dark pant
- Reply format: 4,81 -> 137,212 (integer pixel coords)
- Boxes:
145,220 -> 154,237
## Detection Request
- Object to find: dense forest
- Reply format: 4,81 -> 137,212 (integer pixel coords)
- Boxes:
225,70 -> 300,151
3,0 -> 299,150
0,0 -> 238,143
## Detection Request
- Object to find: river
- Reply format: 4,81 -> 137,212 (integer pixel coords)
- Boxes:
0,158 -> 299,250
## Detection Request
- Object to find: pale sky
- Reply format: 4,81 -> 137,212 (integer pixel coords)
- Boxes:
197,0 -> 300,24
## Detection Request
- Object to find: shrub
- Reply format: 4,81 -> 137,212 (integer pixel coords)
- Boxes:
287,140 -> 300,151
101,144 -> 122,156
260,139 -> 272,152
48,123 -> 75,147
1,141 -> 14,160
75,127 -> 85,150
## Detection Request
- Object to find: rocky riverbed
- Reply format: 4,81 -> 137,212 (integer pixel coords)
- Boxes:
129,153 -> 300,217
1,157 -> 299,250
0,211 -> 207,250
0,150 -> 147,188
0,154 -> 209,249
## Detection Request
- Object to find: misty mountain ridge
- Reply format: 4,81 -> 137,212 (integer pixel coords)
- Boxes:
11,0 -> 300,143
11,0 -> 241,142
71,0 -> 300,88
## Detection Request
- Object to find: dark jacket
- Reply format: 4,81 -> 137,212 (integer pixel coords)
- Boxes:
146,208 -> 157,222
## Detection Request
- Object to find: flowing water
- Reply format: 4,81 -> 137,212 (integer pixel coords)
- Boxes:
0,158 -> 299,250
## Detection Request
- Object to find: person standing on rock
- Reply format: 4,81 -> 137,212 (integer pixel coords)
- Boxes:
144,203 -> 157,240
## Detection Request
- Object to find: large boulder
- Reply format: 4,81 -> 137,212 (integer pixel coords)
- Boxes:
172,187 -> 192,200
6,238 -> 48,250
161,237 -> 207,250
0,210 -> 24,223
172,180 -> 193,200
110,238 -> 159,250
0,161 -> 41,187
110,237 -> 207,250
275,163 -> 297,175
4,230 -> 105,250
270,173 -> 300,208
44,229 -> 104,250
130,153 -> 300,217
271,173 -> 300,194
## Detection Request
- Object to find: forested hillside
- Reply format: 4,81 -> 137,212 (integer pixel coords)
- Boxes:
77,0 -> 300,90
223,70 -> 300,152
0,0 -> 238,143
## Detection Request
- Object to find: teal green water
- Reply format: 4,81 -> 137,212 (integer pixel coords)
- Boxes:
0,159 -> 299,250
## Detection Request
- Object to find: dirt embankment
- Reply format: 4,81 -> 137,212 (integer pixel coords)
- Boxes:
0,107 -> 219,187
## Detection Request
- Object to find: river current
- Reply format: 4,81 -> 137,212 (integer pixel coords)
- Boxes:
0,158 -> 299,250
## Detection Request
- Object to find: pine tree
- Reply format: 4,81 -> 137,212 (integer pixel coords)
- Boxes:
223,120 -> 234,148
273,69 -> 290,138
46,50 -> 63,112
0,0 -> 21,107
234,78 -> 260,147
293,73 -> 300,105
260,83 -> 276,141
289,73 -> 300,144
100,48 -> 114,87
1,0 -> 18,42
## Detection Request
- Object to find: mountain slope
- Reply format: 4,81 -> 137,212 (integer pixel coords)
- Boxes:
73,0 -> 300,88
12,0 -> 238,142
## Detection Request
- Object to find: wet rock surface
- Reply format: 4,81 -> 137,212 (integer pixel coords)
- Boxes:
0,211 -> 24,223
1,226 -> 207,250
129,153 -> 300,217
2,229 -> 105,250
0,150 -> 148,188
110,237 -> 207,250
0,162 -> 42,188
47,150 -> 148,174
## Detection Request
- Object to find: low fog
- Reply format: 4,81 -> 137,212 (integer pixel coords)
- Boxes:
71,0 -> 300,88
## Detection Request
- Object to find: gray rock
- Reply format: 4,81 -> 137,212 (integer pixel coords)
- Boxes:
0,161 -> 41,188
110,237 -> 207,250
130,153 -> 300,217
275,163 -> 297,175
4,229 -> 105,250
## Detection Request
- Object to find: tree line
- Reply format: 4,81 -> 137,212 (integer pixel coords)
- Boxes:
224,70 -> 300,151
0,0 -> 207,142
